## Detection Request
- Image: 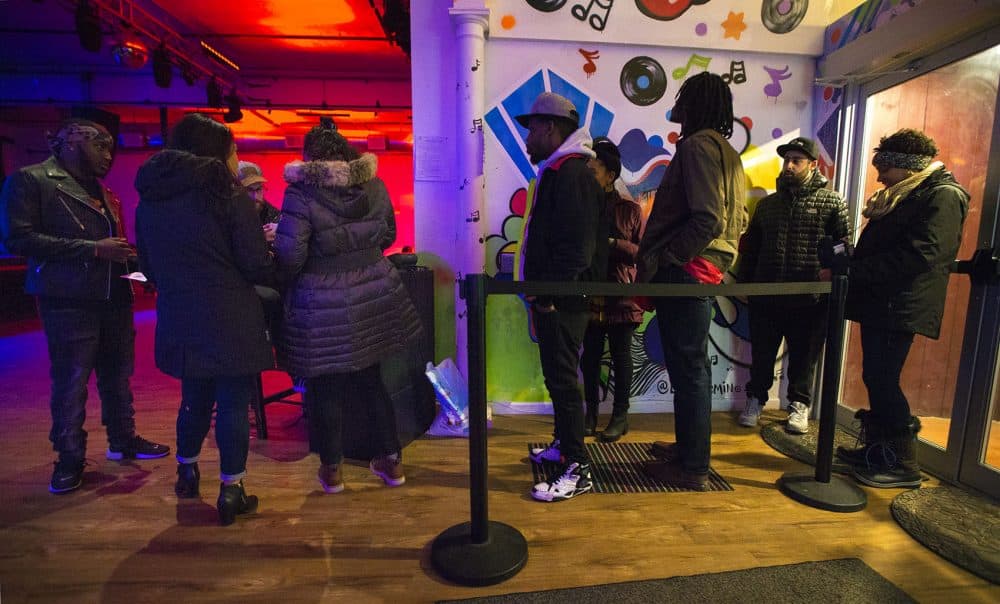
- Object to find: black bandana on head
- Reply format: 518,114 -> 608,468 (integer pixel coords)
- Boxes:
47,123 -> 113,157
872,150 -> 932,171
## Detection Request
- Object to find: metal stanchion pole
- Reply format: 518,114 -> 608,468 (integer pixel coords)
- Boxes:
430,274 -> 528,586
776,274 -> 867,512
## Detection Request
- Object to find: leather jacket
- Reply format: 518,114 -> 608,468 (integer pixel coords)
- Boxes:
0,156 -> 132,302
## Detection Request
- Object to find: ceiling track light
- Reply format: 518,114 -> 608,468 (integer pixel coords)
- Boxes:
75,0 -> 103,53
200,40 -> 240,71
206,77 -> 223,109
152,43 -> 172,88
224,89 -> 243,123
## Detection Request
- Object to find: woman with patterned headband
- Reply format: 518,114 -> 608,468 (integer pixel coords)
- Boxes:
830,128 -> 969,489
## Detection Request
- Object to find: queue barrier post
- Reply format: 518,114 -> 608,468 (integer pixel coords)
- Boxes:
776,274 -> 867,512
430,274 -> 528,586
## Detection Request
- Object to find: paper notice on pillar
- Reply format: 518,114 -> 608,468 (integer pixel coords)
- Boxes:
415,135 -> 452,181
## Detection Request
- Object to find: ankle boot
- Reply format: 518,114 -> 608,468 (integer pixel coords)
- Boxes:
217,481 -> 259,526
175,462 -> 200,498
584,403 -> 599,437
836,409 -> 880,465
851,431 -> 922,489
600,408 -> 629,443
838,412 -> 920,466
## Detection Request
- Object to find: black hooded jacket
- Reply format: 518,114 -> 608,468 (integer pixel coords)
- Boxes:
134,149 -> 276,378
845,167 -> 969,339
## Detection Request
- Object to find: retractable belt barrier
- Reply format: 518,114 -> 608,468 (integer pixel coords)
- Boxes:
430,274 -> 865,587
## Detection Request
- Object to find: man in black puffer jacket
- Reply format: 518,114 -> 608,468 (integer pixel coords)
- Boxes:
735,137 -> 849,434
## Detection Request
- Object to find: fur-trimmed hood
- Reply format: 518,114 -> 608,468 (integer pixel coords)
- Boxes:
283,153 -> 377,188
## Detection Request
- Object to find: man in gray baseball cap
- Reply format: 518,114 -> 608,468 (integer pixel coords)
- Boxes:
515,91 -> 607,502
515,92 -> 580,129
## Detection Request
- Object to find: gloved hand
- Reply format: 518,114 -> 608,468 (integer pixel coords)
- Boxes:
818,236 -> 851,275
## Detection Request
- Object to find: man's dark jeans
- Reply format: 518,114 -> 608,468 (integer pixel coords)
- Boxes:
746,298 -> 827,407
651,266 -> 713,474
177,375 -> 256,481
39,298 -> 137,461
860,324 -> 915,432
532,304 -> 589,464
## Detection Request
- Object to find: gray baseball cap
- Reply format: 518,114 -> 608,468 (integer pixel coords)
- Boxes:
515,92 -> 580,128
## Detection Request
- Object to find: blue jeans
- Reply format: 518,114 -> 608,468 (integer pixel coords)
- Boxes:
532,305 -> 590,464
39,298 -> 137,461
651,266 -> 713,474
860,324 -> 915,432
176,375 -> 255,482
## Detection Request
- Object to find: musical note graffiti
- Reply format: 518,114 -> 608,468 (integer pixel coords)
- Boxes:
571,0 -> 614,31
472,59 -> 481,72
579,48 -> 600,78
672,53 -> 711,80
470,117 -> 484,133
720,60 -> 747,85
763,65 -> 792,99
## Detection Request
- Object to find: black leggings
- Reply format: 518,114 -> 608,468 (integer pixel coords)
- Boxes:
305,364 -> 401,465
581,322 -> 635,411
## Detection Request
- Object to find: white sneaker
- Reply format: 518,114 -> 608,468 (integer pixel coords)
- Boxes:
738,395 -> 763,427
786,401 -> 810,434
529,439 -> 562,463
531,462 -> 592,502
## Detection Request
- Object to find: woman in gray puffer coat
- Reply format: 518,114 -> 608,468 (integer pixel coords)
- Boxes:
274,119 -> 421,494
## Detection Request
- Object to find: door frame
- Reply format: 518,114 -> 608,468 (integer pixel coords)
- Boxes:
834,27 -> 1000,498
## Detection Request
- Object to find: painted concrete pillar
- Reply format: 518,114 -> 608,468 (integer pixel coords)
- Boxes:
449,4 -> 489,374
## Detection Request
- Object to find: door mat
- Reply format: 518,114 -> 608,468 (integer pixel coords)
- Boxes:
759,420 -> 859,474
891,485 -> 1000,584
528,442 -> 733,493
438,557 -> 914,603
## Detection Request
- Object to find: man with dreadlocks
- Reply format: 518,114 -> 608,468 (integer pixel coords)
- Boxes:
638,72 -> 748,490
0,118 -> 169,494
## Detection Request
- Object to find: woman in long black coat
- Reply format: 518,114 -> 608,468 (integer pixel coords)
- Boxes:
275,119 -> 420,494
834,128 -> 968,489
135,113 -> 275,525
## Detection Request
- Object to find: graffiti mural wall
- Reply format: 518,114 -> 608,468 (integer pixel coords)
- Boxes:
480,1 -> 828,411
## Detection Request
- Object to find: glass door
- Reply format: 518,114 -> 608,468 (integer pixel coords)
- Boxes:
842,36 -> 1000,498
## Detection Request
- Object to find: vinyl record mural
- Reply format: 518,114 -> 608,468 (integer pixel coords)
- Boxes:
620,56 -> 668,106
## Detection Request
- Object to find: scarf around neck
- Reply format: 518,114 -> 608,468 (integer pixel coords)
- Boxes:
862,161 -> 943,220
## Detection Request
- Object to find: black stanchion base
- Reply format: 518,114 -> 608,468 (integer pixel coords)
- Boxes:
430,521 -> 528,587
777,472 -> 868,513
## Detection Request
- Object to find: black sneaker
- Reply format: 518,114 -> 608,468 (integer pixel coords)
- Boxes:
49,458 -> 85,494
531,462 -> 592,502
107,435 -> 170,461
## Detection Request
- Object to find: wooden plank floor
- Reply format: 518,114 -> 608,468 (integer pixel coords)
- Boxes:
0,314 -> 997,603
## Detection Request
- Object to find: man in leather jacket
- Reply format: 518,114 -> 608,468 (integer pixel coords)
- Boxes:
0,118 -> 169,494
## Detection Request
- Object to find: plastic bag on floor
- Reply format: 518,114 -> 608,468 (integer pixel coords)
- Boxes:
425,358 -> 491,437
